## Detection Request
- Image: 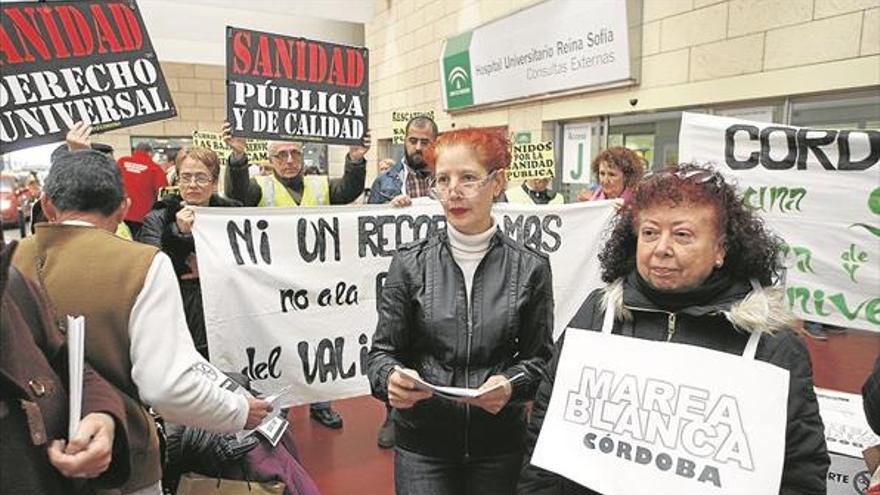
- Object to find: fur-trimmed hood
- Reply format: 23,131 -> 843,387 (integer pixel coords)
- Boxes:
600,277 -> 795,335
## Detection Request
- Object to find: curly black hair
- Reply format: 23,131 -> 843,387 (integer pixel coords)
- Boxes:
598,164 -> 784,286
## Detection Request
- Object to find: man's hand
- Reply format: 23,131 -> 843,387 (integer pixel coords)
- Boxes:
464,375 -> 512,415
349,131 -> 371,162
387,368 -> 432,409
175,204 -> 195,234
47,412 -> 115,479
389,194 -> 412,208
222,121 -> 246,158
66,121 -> 92,151
244,397 -> 273,429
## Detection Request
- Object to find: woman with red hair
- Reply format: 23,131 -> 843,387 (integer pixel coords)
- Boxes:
367,128 -> 554,495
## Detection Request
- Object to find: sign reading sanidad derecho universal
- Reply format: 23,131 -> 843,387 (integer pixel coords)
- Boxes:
441,0 -> 633,111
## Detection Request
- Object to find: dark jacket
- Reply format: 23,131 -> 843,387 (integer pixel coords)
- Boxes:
139,194 -> 242,278
864,356 -> 880,435
518,275 -> 830,495
367,228 -> 554,459
0,243 -> 131,494
226,152 -> 366,206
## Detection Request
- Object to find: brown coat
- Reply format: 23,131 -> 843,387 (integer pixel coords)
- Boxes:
0,242 -> 131,495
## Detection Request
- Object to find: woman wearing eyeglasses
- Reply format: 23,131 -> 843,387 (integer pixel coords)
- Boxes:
139,147 -> 242,359
367,128 -> 554,495
519,164 -> 828,495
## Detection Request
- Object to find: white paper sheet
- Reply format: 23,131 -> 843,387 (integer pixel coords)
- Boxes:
66,315 -> 85,440
395,367 -> 522,401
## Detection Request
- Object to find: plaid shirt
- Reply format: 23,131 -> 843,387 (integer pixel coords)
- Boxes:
404,165 -> 433,199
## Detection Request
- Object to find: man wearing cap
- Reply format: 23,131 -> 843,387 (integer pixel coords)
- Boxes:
221,123 -> 369,429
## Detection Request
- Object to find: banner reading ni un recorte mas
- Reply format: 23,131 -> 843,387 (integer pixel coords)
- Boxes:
226,26 -> 368,146
192,202 -> 616,406
679,112 -> 880,333
0,0 -> 177,154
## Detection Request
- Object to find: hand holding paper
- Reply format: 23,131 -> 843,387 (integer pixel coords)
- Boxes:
464,374 -> 515,415
244,397 -> 274,430
47,412 -> 115,479
388,367 -> 433,409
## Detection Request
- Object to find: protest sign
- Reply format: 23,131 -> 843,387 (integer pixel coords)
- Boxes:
679,112 -> 880,332
532,329 -> 789,495
226,26 -> 368,146
509,140 -> 555,180
391,110 -> 434,144
0,0 -> 176,154
192,130 -> 269,165
192,201 -> 615,406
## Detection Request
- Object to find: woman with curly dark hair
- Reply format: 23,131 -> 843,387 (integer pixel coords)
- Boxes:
519,164 -> 829,495
577,146 -> 646,203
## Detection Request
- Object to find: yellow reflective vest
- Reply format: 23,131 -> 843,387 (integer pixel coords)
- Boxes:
257,174 -> 331,207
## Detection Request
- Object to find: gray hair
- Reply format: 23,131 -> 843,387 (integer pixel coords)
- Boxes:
44,150 -> 126,216
267,141 -> 303,157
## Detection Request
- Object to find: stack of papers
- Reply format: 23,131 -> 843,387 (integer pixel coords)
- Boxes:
67,316 -> 85,440
395,367 -> 522,401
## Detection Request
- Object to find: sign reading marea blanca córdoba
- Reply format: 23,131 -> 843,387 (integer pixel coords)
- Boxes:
440,0 -> 633,111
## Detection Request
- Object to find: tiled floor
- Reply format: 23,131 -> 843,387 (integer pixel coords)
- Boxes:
289,326 -> 880,495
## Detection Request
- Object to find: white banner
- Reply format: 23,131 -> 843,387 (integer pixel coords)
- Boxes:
193,202 -> 615,406
679,112 -> 880,332
532,330 -> 789,495
440,0 -> 632,111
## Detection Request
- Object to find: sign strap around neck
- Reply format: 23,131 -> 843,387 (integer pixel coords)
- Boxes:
741,278 -> 766,361
601,296 -> 615,334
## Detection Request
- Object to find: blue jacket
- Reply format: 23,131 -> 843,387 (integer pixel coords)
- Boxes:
367,159 -> 405,204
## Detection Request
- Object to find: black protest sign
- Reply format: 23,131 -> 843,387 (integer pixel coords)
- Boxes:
225,26 -> 369,146
0,0 -> 176,154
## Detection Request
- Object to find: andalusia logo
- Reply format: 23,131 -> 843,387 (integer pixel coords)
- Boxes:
448,66 -> 470,92
442,32 -> 474,109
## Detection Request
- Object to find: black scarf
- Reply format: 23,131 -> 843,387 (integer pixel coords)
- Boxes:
523,183 -> 557,205
630,268 -> 735,313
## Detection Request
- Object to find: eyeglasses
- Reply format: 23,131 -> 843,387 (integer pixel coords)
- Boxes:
430,169 -> 499,200
272,150 -> 302,161
178,173 -> 212,186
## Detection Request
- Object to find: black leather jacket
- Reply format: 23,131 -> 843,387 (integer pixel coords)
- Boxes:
367,228 -> 554,459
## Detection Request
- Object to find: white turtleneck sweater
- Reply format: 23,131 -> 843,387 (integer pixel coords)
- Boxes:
447,220 -> 496,303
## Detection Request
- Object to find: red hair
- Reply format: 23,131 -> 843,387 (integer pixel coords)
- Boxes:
423,128 -> 510,173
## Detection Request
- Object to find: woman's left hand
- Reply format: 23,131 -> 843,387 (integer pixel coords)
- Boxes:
466,375 -> 512,415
